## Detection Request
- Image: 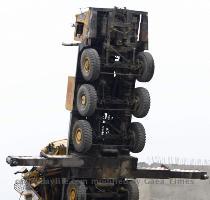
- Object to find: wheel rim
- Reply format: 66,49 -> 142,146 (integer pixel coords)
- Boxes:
75,128 -> 82,144
83,57 -> 91,73
69,188 -> 77,200
81,95 -> 87,106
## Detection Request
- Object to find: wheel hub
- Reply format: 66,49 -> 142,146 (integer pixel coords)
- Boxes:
84,57 -> 91,73
75,128 -> 82,144
70,188 -> 76,200
81,95 -> 87,106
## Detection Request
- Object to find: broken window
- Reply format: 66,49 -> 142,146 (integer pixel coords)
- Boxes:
75,22 -> 84,36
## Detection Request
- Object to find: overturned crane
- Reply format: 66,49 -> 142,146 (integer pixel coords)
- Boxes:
6,7 -> 208,200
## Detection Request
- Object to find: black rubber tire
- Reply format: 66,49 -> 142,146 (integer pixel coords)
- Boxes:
132,87 -> 150,118
80,48 -> 100,82
125,180 -> 139,200
67,180 -> 86,200
136,51 -> 155,82
77,84 -> 97,116
129,122 -> 146,153
72,120 -> 92,153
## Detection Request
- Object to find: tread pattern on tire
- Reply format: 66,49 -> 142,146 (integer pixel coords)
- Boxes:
80,48 -> 101,82
67,180 -> 87,200
129,122 -> 146,153
77,84 -> 97,116
132,87 -> 150,118
137,51 -> 155,82
72,120 -> 92,153
125,180 -> 139,200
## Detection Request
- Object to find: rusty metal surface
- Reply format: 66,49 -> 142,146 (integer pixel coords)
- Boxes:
74,10 -> 91,42
65,76 -> 75,111
41,139 -> 68,156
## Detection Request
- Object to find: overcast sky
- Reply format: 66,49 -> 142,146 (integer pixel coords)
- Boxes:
1,0 -> 210,198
